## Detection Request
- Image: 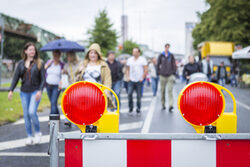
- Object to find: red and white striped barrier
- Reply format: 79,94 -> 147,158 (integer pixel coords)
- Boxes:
60,133 -> 250,167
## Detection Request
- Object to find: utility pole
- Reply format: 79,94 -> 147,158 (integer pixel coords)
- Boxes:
121,0 -> 128,47
0,14 -> 4,87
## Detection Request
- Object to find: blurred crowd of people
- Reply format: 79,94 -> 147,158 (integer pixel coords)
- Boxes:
7,41 -> 238,146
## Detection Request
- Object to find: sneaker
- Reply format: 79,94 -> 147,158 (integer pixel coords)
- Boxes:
136,109 -> 141,116
33,132 -> 42,144
169,106 -> 174,112
162,105 -> 166,110
25,137 -> 33,146
128,109 -> 133,116
64,121 -> 72,127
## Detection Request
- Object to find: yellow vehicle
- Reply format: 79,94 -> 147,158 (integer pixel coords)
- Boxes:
198,41 -> 234,82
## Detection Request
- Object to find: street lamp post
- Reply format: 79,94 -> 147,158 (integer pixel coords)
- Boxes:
0,14 -> 4,87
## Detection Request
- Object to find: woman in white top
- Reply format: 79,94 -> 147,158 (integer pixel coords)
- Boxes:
45,50 -> 64,114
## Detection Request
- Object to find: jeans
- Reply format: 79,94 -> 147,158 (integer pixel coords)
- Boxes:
46,84 -> 61,114
219,78 -> 226,87
123,81 -> 128,94
20,90 -> 41,137
151,77 -> 159,96
128,81 -> 142,111
230,74 -> 237,87
160,75 -> 175,107
112,80 -> 122,107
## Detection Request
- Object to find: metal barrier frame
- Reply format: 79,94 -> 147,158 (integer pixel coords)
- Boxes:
58,132 -> 250,141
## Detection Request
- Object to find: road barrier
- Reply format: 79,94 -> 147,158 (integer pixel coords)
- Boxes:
49,81 -> 249,167
60,133 -> 250,167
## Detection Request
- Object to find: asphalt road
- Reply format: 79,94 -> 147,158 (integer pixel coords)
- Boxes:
1,80 -> 250,166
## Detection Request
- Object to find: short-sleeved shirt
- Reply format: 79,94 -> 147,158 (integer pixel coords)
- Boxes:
82,65 -> 101,83
127,56 -> 147,82
46,63 -> 62,85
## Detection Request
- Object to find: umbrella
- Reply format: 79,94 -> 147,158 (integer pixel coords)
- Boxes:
232,46 -> 250,59
40,39 -> 85,52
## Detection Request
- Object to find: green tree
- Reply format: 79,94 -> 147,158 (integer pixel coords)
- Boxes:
3,35 -> 49,70
122,40 -> 140,55
87,9 -> 118,57
192,0 -> 250,49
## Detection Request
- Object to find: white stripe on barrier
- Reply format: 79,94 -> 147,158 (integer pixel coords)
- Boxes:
83,140 -> 126,167
172,140 -> 216,167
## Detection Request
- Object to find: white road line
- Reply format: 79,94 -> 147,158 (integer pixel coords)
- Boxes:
119,106 -> 148,113
119,121 -> 143,131
14,115 -> 66,125
236,100 -> 250,111
141,97 -> 157,133
121,97 -> 152,103
120,92 -> 153,98
0,130 -> 79,151
0,135 -> 49,151
0,152 -> 65,157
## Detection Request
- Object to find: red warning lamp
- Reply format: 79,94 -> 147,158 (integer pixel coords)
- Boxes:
62,82 -> 106,125
179,82 -> 224,126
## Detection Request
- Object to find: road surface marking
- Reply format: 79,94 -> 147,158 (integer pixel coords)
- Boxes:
236,100 -> 250,111
0,152 -> 65,157
141,97 -> 157,133
119,121 -> 143,131
13,115 -> 66,125
119,106 -> 148,113
120,92 -> 153,98
0,130 -> 78,151
121,97 -> 152,103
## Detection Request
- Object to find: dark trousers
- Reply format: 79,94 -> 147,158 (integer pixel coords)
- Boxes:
46,84 -> 60,114
128,81 -> 142,111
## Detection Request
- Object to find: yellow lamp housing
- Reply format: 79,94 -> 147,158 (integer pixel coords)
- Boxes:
178,81 -> 237,133
61,81 -> 119,133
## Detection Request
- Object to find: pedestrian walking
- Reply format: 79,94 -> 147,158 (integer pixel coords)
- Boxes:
8,42 -> 45,145
63,51 -> 79,86
216,61 -> 227,87
202,55 -> 213,81
75,43 -> 115,109
45,50 -> 64,115
126,48 -> 148,115
183,55 -> 202,84
106,51 -> 123,106
230,63 -> 238,87
62,51 -> 79,126
157,43 -> 176,111
148,57 -> 159,96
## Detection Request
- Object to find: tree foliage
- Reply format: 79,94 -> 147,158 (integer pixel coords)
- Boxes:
3,35 -> 49,64
87,9 -> 118,57
192,0 -> 250,49
122,40 -> 140,55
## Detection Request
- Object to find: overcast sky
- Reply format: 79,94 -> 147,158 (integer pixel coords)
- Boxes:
0,0 -> 207,54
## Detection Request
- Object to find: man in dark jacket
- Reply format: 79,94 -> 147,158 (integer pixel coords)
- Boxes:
157,43 -> 177,111
216,61 -> 227,87
106,51 -> 123,106
183,55 -> 202,84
